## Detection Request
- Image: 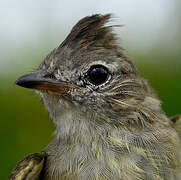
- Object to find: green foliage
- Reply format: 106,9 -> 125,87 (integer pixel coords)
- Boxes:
0,80 -> 54,179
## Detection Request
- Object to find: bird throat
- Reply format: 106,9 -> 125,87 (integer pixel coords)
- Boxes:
40,92 -> 102,145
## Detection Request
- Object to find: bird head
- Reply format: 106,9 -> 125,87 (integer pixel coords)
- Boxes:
16,14 -> 161,129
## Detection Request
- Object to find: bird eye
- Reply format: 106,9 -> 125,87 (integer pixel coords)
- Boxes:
87,65 -> 109,85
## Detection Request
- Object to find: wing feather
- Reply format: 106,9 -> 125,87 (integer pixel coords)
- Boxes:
9,152 -> 46,180
170,115 -> 181,138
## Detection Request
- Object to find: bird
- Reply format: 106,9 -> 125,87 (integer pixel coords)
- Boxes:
9,14 -> 181,180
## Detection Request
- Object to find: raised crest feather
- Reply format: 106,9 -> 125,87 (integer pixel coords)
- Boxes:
59,14 -> 119,50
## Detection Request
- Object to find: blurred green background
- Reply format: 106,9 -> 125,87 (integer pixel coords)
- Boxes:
0,0 -> 181,179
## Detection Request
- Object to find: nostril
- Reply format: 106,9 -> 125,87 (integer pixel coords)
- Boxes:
44,73 -> 56,79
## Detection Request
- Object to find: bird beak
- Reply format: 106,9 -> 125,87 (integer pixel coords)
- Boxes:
15,70 -> 77,94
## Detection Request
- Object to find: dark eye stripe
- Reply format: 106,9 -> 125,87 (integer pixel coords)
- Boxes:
87,65 -> 109,85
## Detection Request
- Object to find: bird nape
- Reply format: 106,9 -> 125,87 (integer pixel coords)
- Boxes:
9,14 -> 181,180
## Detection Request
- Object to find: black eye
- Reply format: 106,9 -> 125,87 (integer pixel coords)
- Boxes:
87,65 -> 109,85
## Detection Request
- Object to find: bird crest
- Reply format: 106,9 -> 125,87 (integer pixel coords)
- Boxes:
59,14 -> 119,50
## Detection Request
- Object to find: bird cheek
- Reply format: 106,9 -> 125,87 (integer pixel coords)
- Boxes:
71,88 -> 89,104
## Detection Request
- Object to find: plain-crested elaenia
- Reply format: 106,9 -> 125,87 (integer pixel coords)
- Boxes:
9,14 -> 181,180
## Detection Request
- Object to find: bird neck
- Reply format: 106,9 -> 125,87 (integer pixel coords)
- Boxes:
53,106 -> 100,144
44,94 -> 169,147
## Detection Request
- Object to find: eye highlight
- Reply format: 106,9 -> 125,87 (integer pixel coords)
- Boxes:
87,65 -> 109,85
